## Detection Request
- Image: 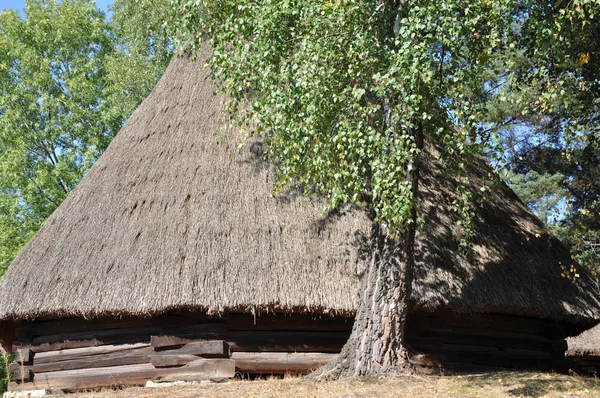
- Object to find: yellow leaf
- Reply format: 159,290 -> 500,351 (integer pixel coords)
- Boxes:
578,52 -> 590,66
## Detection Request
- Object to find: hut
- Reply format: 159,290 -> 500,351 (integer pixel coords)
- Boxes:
567,324 -> 600,373
1,48 -> 600,392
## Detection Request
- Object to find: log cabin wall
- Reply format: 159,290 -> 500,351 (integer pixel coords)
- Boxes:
7,310 -> 569,392
567,355 -> 600,374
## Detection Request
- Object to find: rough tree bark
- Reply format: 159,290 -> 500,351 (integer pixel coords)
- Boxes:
310,122 -> 423,379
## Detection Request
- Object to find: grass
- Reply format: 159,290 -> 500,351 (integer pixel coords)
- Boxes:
47,371 -> 600,398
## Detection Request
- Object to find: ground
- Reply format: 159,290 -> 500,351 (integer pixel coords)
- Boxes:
50,372 -> 600,398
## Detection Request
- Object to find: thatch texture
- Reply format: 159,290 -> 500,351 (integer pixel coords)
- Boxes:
568,325 -> 600,356
1,48 -> 599,325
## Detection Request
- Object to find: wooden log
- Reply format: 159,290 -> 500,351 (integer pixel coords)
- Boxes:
406,324 -> 556,344
33,343 -> 151,364
11,368 -> 32,382
22,347 -> 154,373
227,331 -> 348,352
407,333 -> 553,353
15,322 -> 33,343
0,320 -> 15,354
408,312 -> 566,339
153,340 -> 228,357
414,343 -> 553,359
29,315 -> 224,337
31,325 -> 161,346
17,322 -> 227,353
8,359 -> 234,391
227,313 -> 353,332
232,352 -> 336,374
150,354 -> 200,367
14,348 -> 33,364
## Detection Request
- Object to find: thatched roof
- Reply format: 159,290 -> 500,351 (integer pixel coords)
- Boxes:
568,325 -> 600,356
1,48 -> 599,327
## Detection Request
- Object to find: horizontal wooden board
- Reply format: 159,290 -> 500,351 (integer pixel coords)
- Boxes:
27,314 -> 225,338
227,313 -> 353,332
153,340 -> 228,356
17,347 -> 154,373
8,359 -> 234,391
227,331 -> 348,352
33,343 -> 151,364
150,354 -> 200,367
232,352 -> 336,374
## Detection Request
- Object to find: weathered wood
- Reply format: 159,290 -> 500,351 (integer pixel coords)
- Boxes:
31,325 -> 161,346
15,322 -> 227,353
151,336 -> 198,348
227,331 -> 348,352
33,343 -> 151,364
406,326 -> 554,345
15,322 -> 33,343
14,348 -> 33,364
8,359 -> 234,391
232,352 -> 336,374
407,333 -> 553,353
150,354 -> 200,367
408,312 -> 567,339
227,313 -> 353,332
27,347 -> 154,373
11,368 -> 33,382
153,340 -> 228,356
0,320 -> 15,354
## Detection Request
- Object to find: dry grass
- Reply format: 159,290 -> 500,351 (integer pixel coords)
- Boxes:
54,372 -> 600,398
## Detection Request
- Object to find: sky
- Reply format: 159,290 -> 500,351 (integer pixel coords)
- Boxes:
1,0 -> 114,15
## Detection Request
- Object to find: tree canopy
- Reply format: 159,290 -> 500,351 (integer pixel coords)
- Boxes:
0,0 -> 173,276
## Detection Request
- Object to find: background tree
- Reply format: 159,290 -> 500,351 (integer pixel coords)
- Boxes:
0,0 -> 172,276
489,0 -> 600,280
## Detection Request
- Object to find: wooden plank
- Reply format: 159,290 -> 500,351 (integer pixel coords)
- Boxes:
29,315 -> 226,337
227,313 -> 353,332
28,347 -> 154,373
14,348 -> 33,364
11,368 -> 32,382
154,358 -> 234,380
232,352 -> 335,374
153,340 -> 228,355
407,334 -> 553,353
153,340 -> 228,356
151,336 -> 198,348
9,359 -> 234,391
408,312 -> 566,339
31,325 -> 162,346
0,320 -> 15,353
33,343 -> 151,364
150,354 -> 200,367
227,331 -> 347,352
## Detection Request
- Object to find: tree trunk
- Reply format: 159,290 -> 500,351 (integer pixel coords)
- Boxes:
310,125 -> 423,379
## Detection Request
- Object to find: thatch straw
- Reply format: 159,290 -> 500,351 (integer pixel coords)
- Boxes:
0,47 -> 599,326
568,325 -> 600,356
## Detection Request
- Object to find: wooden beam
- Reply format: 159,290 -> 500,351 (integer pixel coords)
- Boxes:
33,343 -> 151,364
227,313 -> 353,332
227,331 -> 348,352
150,354 -> 200,367
153,340 -> 229,356
11,368 -> 32,382
15,347 -> 154,373
232,352 -> 336,374
14,348 -> 33,364
8,359 -> 234,391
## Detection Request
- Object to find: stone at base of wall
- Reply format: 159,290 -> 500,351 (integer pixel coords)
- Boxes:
3,390 -> 46,398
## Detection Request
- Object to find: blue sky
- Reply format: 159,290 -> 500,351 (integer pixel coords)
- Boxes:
2,0 -> 113,15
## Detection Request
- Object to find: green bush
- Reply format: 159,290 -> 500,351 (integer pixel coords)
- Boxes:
0,351 -> 9,394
